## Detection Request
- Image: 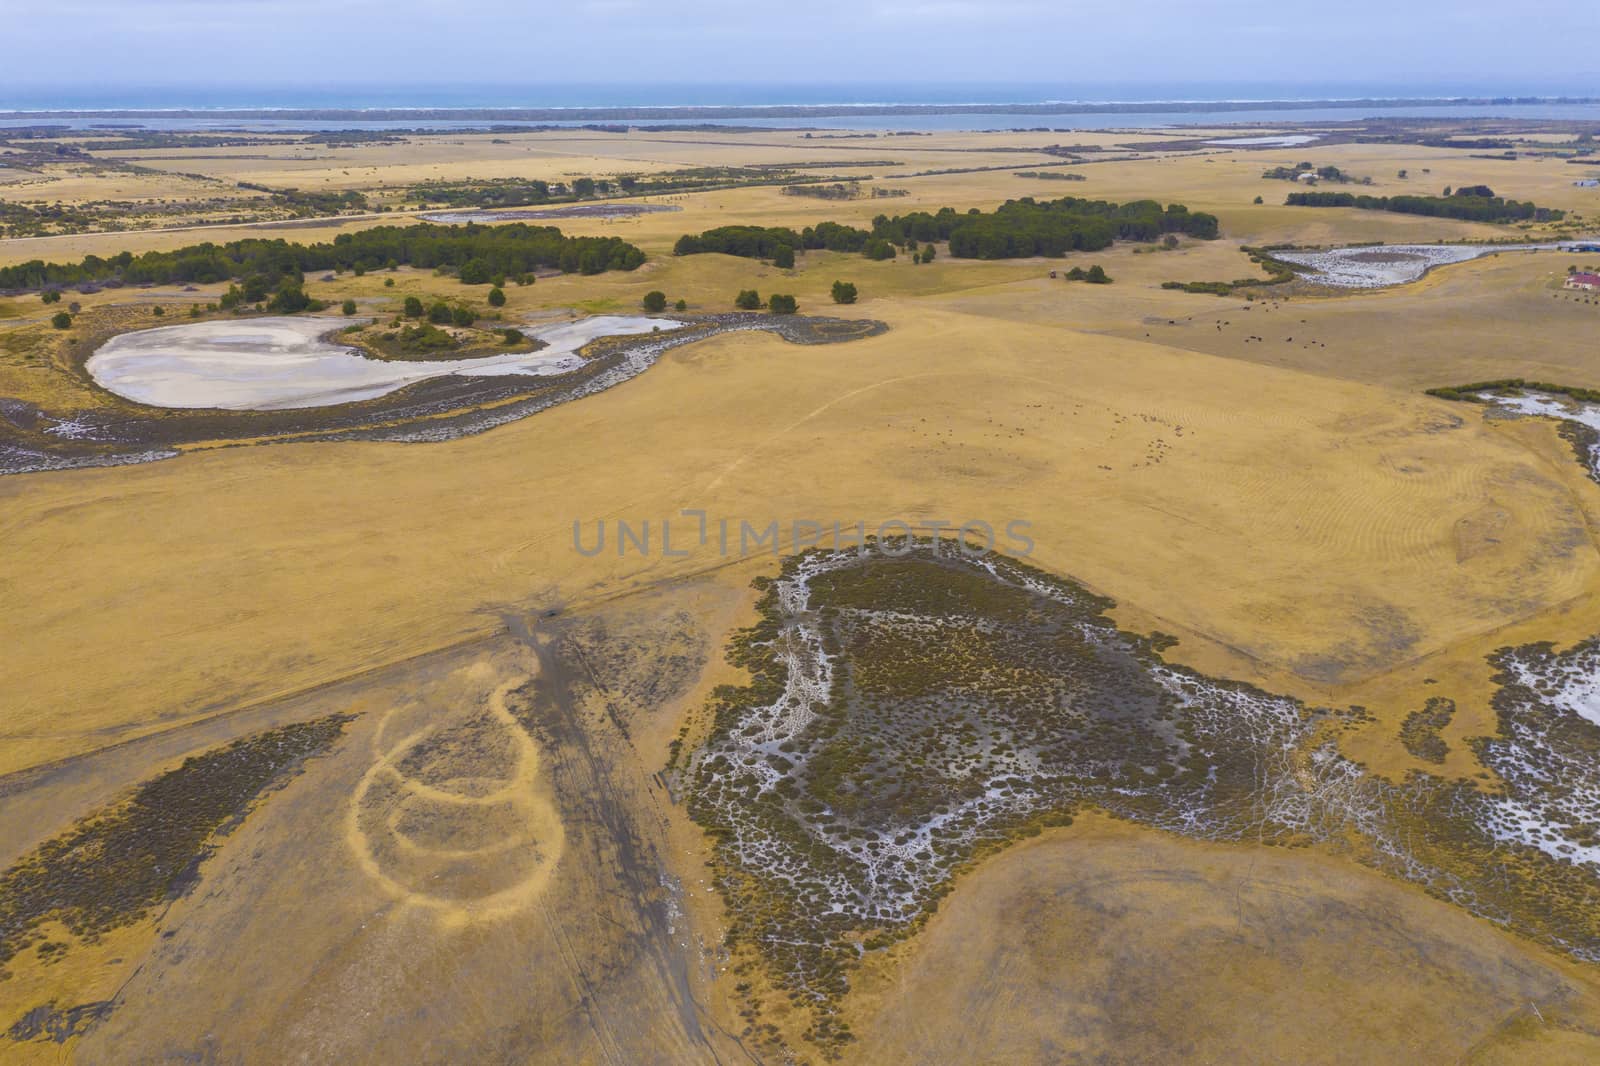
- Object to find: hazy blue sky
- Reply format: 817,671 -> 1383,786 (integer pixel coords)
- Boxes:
6,0 -> 1598,98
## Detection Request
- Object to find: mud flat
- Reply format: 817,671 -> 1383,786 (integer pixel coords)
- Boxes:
1275,241 -> 1590,288
86,315 -> 679,410
1,313 -> 886,475
420,203 -> 682,224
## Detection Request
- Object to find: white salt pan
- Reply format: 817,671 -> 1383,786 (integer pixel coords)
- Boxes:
86,315 -> 680,410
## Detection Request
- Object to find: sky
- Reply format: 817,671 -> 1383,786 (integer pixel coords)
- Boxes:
5,0 -> 1599,104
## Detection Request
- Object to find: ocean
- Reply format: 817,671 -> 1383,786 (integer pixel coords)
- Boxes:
4,82 -> 1600,132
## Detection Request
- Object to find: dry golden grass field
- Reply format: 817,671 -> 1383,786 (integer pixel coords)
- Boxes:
4,120 -> 1600,1063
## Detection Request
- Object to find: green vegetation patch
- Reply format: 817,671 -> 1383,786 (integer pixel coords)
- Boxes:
675,195 -> 1218,266
0,222 -> 645,293
1286,186 -> 1564,223
0,715 -> 352,976
1400,697 -> 1456,763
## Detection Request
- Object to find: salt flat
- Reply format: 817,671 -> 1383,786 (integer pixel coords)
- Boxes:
85,314 -> 679,409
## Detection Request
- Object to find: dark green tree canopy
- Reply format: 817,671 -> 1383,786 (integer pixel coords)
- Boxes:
1286,190 -> 1562,222
0,222 -> 645,292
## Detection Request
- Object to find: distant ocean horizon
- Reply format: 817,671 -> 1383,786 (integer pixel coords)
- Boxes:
4,82 -> 1600,132
6,80 -> 1600,111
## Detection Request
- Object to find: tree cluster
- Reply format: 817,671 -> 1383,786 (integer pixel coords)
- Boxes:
674,195 -> 1217,266
1285,189 -> 1563,222
0,222 -> 645,293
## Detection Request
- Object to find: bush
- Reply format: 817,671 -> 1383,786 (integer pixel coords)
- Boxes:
427,301 -> 452,324
266,281 -> 311,313
1086,264 -> 1111,284
403,295 -> 424,317
40,290 -> 61,304
384,277 -> 395,287
642,290 -> 667,312
773,244 -> 795,269
451,305 -> 475,327
341,298 -> 358,315
487,286 -> 506,307
502,327 -> 525,344
152,305 -> 165,316
831,280 -> 858,304
51,310 -> 71,329
863,238 -> 897,260
675,298 -> 688,311
458,258 -> 493,284
768,293 -> 798,314
735,289 -> 762,310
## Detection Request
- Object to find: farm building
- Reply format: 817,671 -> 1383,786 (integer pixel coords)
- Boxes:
1565,272 -> 1600,291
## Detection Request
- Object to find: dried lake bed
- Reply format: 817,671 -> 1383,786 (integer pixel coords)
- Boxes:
86,315 -> 681,410
1,312 -> 886,475
1275,240 -> 1596,288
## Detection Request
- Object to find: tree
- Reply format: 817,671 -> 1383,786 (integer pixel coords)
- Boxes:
772,244 -> 795,269
342,298 -> 358,315
735,289 -> 761,310
1253,196 -> 1264,204
152,306 -> 165,316
831,280 -> 858,304
573,177 -> 597,198
384,277 -> 395,287
1086,264 -> 1111,284
267,279 -> 311,312
642,290 -> 667,312
51,310 -> 72,329
451,305 -> 476,327
458,258 -> 492,285
428,301 -> 453,324
863,238 -> 896,261
404,295 -> 424,317
919,245 -> 936,264
40,290 -> 61,304
768,293 -> 798,314
675,298 -> 688,311
487,286 -> 506,307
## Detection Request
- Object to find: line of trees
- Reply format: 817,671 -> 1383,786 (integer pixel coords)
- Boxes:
0,222 -> 646,292
875,198 -> 1219,258
1284,188 -> 1563,222
673,196 -> 1219,265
